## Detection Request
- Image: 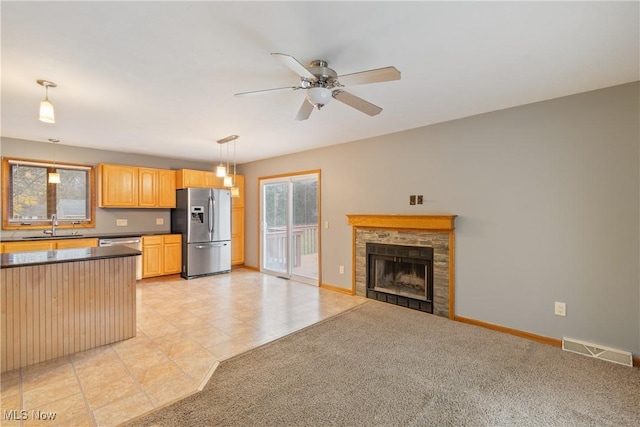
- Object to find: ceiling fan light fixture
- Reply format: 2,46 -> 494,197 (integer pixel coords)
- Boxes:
307,87 -> 332,108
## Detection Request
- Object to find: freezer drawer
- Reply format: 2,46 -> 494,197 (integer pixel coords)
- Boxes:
184,241 -> 231,279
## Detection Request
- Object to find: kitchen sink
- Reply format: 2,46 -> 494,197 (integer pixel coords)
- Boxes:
23,234 -> 84,240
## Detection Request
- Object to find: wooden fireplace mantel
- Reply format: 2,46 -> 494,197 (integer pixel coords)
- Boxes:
346,214 -> 456,231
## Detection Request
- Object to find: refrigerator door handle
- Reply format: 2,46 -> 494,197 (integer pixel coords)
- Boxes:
208,196 -> 214,234
195,242 -> 228,249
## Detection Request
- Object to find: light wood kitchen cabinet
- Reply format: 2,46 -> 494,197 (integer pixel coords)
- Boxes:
53,238 -> 99,249
163,234 -> 182,274
138,167 -> 158,208
1,238 -> 98,253
158,169 -> 177,208
1,241 -> 55,253
231,208 -> 245,265
99,164 -> 176,208
98,164 -> 138,207
176,168 -> 217,189
231,174 -> 245,265
142,234 -> 182,278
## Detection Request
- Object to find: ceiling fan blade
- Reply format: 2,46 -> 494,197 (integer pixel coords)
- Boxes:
337,66 -> 401,86
234,86 -> 301,97
332,90 -> 383,116
295,98 -> 314,121
271,53 -> 316,80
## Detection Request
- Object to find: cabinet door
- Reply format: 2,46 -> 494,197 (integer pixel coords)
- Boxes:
2,241 -> 55,253
138,168 -> 158,208
142,236 -> 163,278
184,170 -> 206,188
163,235 -> 182,274
158,170 -> 176,208
231,207 -> 244,265
55,238 -> 99,249
99,164 -> 138,207
207,173 -> 224,188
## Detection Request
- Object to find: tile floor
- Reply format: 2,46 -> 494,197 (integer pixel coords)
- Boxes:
0,268 -> 366,426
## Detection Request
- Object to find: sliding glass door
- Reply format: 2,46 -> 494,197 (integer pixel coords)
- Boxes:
261,172 -> 319,285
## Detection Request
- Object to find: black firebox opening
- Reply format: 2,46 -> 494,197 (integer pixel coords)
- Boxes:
366,243 -> 434,313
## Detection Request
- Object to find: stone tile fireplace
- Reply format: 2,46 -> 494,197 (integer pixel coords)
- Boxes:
347,215 -> 456,319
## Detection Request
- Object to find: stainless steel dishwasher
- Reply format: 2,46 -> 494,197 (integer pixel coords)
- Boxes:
98,237 -> 143,280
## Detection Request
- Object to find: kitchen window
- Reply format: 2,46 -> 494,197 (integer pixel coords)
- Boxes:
2,157 -> 95,229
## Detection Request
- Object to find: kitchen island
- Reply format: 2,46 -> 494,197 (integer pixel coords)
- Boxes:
0,246 -> 140,373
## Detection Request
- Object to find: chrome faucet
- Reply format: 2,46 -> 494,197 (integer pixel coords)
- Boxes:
43,214 -> 57,236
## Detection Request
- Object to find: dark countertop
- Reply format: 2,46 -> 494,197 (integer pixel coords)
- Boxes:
1,231 -> 175,243
1,246 -> 141,269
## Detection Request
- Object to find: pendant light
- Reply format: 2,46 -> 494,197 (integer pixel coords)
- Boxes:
37,80 -> 57,124
230,138 -> 240,198
48,139 -> 61,184
216,135 -> 238,183
216,140 -> 226,178
223,143 -> 233,187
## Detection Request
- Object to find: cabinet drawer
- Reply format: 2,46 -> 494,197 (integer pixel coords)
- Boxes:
143,236 -> 163,245
164,234 -> 182,244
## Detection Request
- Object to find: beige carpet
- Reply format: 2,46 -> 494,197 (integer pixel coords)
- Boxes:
127,300 -> 640,426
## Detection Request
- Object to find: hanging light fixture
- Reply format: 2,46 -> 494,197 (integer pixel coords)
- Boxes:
223,143 -> 233,187
230,138 -> 240,198
216,141 -> 226,177
216,135 -> 238,182
37,80 -> 57,123
48,139 -> 61,184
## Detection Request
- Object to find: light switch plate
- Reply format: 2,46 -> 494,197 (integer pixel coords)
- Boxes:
116,219 -> 128,227
156,218 -> 164,225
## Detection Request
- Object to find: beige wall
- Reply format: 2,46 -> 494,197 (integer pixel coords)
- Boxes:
239,82 -> 640,356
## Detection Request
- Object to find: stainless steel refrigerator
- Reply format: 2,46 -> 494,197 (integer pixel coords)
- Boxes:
171,188 -> 231,279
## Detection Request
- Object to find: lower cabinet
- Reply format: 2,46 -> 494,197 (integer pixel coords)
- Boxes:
1,238 -> 99,253
142,234 -> 182,278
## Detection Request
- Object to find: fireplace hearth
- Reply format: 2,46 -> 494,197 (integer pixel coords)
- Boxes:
367,243 -> 434,313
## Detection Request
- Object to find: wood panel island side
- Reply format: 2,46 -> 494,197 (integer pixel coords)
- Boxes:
0,246 -> 140,373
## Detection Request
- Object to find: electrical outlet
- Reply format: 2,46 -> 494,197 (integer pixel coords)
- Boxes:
116,219 -> 128,227
324,221 -> 329,229
156,218 -> 164,225
339,265 -> 345,274
410,195 -> 416,205
554,301 -> 566,317
417,195 -> 424,205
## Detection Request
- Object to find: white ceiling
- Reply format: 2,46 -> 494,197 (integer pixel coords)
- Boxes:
2,1 -> 638,165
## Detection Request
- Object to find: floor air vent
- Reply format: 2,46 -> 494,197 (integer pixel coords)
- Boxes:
562,337 -> 633,367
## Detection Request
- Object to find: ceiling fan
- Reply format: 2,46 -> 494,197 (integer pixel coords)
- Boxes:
234,53 -> 401,121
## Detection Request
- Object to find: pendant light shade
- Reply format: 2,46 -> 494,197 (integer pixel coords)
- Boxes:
216,163 -> 227,177
48,138 -> 60,184
223,175 -> 233,187
48,172 -> 61,184
37,80 -> 57,124
40,99 -> 55,124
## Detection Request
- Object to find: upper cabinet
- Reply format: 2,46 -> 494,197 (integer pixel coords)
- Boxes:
176,169 -> 216,189
98,163 -> 176,208
99,164 -> 138,207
